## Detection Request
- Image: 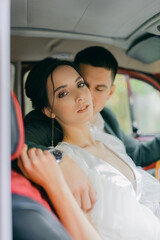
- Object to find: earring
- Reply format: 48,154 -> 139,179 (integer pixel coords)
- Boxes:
48,117 -> 64,163
48,115 -> 55,149
51,117 -> 54,147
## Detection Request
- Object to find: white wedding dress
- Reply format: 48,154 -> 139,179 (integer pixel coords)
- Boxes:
56,128 -> 160,240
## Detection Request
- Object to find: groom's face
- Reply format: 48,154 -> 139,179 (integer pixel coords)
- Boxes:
78,64 -> 115,118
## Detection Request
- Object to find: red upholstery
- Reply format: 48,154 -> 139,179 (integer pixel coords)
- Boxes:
11,171 -> 52,212
11,91 -> 55,215
11,91 -> 25,160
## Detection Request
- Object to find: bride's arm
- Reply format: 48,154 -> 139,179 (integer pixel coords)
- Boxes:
18,145 -> 101,240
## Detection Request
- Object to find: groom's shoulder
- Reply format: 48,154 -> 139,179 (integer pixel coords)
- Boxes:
24,110 -> 48,124
100,107 -> 117,123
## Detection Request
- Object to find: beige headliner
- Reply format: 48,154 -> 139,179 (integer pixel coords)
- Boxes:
11,0 -> 160,72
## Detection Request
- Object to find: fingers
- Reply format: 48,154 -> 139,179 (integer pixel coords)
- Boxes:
20,144 -> 29,163
60,156 -> 97,212
27,147 -> 38,163
18,146 -> 42,175
20,145 -> 38,167
88,184 -> 97,211
18,146 -> 57,172
81,187 -> 91,211
43,149 -> 56,161
23,148 -> 48,166
18,155 -> 28,178
73,183 -> 96,212
18,144 -> 30,178
81,184 -> 97,212
35,148 -> 43,157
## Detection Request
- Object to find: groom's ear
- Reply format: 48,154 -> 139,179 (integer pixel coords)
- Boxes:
43,107 -> 55,118
106,84 -> 115,100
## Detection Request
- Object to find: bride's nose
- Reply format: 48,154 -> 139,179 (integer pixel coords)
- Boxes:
75,91 -> 84,102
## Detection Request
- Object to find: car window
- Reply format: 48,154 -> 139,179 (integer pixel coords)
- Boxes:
106,73 -> 160,137
106,74 -> 132,135
130,78 -> 160,135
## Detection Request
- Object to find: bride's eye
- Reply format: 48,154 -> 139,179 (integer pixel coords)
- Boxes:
58,91 -> 68,98
78,81 -> 86,88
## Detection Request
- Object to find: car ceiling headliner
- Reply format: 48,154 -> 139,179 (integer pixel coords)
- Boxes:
11,0 -> 160,70
11,0 -> 160,48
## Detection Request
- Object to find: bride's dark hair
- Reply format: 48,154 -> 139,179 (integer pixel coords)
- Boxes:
25,57 -> 81,111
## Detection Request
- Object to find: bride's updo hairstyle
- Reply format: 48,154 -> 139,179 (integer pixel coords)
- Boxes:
25,57 -> 81,111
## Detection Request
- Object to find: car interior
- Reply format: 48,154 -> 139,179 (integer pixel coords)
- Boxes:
11,0 -> 160,169
11,91 -> 71,240
11,0 -> 160,137
0,0 -> 160,239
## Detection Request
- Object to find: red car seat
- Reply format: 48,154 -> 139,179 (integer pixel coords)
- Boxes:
11,91 -> 71,240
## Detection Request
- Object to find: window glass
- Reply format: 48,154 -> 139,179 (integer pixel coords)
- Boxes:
23,71 -> 33,116
130,78 -> 160,135
106,74 -> 132,135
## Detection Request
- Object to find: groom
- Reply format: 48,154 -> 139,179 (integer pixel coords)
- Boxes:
24,46 -> 160,212
74,46 -> 160,167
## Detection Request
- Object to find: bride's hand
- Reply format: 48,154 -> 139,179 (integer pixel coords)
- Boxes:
18,145 -> 96,213
18,144 -> 66,190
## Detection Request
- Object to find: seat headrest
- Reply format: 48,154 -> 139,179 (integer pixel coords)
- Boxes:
11,91 -> 24,160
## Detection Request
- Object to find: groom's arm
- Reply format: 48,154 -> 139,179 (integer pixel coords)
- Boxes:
24,110 -> 96,211
101,107 -> 160,167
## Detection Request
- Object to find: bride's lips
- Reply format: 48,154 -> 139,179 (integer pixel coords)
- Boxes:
77,104 -> 89,113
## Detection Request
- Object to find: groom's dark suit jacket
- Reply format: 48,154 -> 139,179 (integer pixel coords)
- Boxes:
24,108 -> 160,167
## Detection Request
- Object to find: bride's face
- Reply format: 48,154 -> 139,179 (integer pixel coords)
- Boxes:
46,65 -> 93,127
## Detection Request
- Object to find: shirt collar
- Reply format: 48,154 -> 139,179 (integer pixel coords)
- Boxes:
92,113 -> 105,132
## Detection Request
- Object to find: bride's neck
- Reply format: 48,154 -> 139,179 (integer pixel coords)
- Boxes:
62,122 -> 96,148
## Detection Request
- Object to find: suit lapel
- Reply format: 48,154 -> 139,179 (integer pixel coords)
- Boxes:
104,121 -> 117,136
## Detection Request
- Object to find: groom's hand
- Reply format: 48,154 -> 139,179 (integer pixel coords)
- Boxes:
60,155 -> 96,212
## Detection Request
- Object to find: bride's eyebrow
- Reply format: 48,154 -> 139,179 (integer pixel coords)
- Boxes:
75,76 -> 83,82
54,76 -> 83,93
54,85 -> 67,93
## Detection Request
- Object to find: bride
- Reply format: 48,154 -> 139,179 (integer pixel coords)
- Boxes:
25,58 -> 160,240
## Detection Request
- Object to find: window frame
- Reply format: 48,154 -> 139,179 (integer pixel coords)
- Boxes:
118,68 -> 160,139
